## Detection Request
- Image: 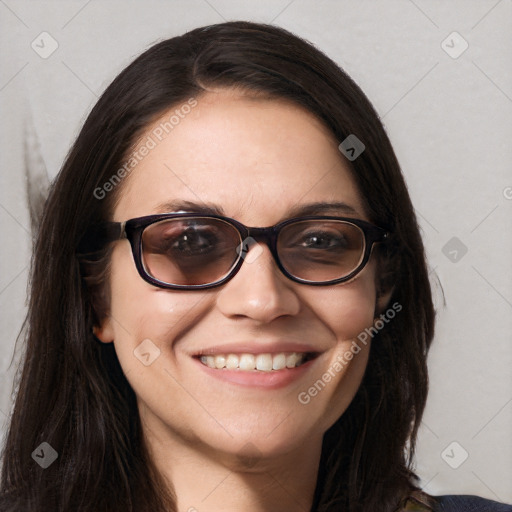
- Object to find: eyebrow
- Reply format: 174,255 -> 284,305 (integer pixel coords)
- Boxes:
154,199 -> 360,220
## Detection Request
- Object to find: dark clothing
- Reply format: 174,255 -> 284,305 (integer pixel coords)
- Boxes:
404,493 -> 512,511
434,495 -> 512,511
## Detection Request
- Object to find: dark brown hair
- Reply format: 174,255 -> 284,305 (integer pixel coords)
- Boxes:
0,21 -> 435,511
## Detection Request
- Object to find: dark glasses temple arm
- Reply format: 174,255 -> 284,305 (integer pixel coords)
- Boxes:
76,221 -> 125,254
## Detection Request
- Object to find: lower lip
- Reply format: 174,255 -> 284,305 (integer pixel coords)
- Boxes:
193,356 -> 317,389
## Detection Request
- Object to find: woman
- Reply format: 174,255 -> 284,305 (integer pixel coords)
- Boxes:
0,21 -> 510,512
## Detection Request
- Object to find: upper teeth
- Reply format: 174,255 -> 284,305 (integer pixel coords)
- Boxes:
199,352 -> 306,372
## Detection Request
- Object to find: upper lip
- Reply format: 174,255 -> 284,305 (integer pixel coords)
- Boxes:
192,340 -> 325,357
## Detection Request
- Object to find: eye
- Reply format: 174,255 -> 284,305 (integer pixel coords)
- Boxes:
143,222 -> 223,257
161,226 -> 219,256
297,230 -> 349,251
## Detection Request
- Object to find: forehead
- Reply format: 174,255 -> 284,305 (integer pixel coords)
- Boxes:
114,90 -> 368,224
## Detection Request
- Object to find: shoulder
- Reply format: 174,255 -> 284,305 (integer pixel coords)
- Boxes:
432,494 -> 512,512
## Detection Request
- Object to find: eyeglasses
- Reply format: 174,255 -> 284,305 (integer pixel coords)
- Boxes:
79,213 -> 389,290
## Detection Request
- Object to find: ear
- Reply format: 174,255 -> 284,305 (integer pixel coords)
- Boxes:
93,317 -> 115,344
375,285 -> 395,318
373,241 -> 397,317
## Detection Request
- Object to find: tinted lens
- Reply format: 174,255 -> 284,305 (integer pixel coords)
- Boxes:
277,220 -> 365,282
141,218 -> 242,286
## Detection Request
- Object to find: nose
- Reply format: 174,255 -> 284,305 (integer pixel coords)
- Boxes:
216,241 -> 301,323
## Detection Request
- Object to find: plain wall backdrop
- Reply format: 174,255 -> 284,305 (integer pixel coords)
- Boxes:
1,0 -> 511,503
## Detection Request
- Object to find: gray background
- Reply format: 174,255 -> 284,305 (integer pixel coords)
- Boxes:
1,0 -> 511,502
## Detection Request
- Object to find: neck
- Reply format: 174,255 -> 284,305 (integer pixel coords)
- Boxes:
142,412 -> 323,512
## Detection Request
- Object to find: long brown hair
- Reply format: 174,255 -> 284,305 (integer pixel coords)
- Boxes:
0,21 -> 435,511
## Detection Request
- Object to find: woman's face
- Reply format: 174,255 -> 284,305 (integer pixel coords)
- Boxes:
96,89 -> 387,463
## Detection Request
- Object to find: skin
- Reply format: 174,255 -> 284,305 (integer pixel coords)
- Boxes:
95,89 -> 392,512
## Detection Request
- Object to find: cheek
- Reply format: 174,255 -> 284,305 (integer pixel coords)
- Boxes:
297,270 -> 378,428
106,245 -> 203,365
309,270 -> 378,341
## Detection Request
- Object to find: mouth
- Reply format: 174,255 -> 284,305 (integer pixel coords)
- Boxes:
190,340 -> 325,389
196,352 -> 319,372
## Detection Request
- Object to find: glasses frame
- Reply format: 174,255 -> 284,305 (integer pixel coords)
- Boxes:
81,212 -> 389,290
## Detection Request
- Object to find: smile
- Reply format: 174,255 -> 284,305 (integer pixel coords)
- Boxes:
198,352 -> 317,372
